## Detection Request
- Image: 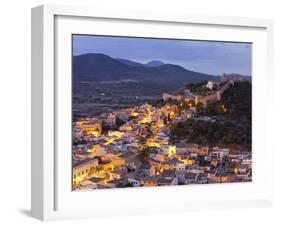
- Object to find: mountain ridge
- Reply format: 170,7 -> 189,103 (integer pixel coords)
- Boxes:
73,53 -> 249,89
145,60 -> 165,67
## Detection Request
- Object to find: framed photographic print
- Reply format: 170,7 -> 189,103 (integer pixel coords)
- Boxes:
31,4 -> 274,221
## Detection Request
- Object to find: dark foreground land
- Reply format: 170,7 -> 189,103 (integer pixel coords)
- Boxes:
73,81 -> 169,118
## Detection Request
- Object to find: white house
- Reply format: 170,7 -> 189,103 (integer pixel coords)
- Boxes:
206,81 -> 214,90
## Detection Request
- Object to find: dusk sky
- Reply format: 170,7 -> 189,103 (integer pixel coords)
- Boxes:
73,35 -> 252,76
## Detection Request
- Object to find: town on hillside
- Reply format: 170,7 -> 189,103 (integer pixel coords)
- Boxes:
72,76 -> 252,190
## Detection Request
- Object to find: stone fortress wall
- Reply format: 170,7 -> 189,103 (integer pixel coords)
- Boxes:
163,79 -> 235,108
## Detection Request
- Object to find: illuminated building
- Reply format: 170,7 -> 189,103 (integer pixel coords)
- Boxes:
73,157 -> 99,187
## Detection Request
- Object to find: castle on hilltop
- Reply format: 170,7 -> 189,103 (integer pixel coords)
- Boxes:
162,78 -> 234,108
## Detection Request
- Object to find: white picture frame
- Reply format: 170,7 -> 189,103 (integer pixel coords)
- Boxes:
31,4 -> 274,221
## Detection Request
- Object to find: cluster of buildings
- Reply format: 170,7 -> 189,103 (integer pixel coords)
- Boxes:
72,103 -> 191,189
73,133 -> 252,190
72,79 -> 252,190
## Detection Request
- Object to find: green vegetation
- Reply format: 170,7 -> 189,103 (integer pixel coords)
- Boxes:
151,99 -> 166,108
185,81 -> 208,93
220,80 -> 252,120
170,118 -> 251,147
170,81 -> 252,149
151,98 -> 178,107
185,80 -> 221,94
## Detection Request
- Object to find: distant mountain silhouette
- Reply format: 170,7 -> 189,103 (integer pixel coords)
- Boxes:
115,58 -> 143,67
222,73 -> 252,82
73,53 -> 219,89
145,60 -> 165,67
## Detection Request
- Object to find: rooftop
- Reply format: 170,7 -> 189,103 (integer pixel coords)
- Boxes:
73,157 -> 99,168
88,177 -> 104,184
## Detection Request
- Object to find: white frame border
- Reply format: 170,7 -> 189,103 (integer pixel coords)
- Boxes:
31,4 -> 274,221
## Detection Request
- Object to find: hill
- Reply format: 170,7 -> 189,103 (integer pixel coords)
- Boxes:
222,73 -> 251,82
145,60 -> 165,67
170,81 -> 252,149
115,58 -> 143,67
73,53 -> 218,90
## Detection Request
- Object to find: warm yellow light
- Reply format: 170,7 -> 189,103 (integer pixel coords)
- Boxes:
109,164 -> 114,171
139,116 -> 151,124
108,131 -> 124,138
221,105 -> 227,113
105,138 -> 114,145
147,141 -> 161,147
90,130 -> 100,137
168,145 -> 176,157
184,159 -> 193,165
131,112 -> 138,117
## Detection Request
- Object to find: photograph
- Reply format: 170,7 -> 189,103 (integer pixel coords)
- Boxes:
71,35 -> 252,191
